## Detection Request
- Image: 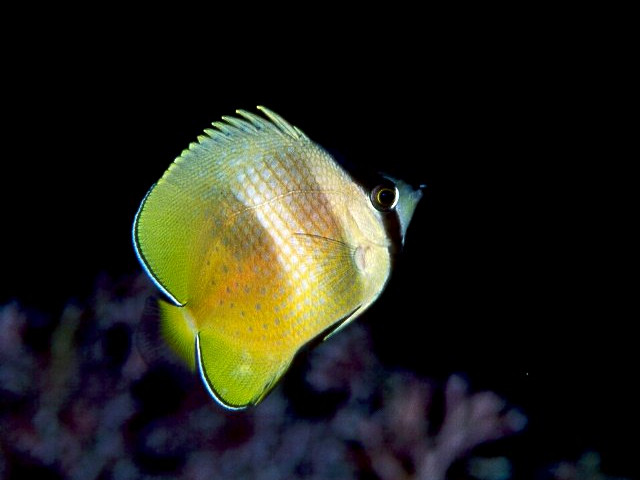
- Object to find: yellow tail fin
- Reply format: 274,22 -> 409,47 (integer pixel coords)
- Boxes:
157,299 -> 196,370
136,297 -> 196,371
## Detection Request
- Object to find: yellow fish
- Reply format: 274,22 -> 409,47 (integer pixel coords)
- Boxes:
133,107 -> 423,409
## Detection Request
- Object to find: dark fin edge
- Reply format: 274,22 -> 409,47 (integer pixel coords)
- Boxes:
193,305 -> 361,411
195,333 -> 251,411
132,183 -> 184,307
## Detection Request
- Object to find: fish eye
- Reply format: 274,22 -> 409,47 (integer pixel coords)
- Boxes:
370,184 -> 399,211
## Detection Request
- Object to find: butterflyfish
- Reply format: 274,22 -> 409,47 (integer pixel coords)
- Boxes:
133,107 -> 423,409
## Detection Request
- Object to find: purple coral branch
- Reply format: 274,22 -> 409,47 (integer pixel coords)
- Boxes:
415,375 -> 527,480
1,276 -> 528,480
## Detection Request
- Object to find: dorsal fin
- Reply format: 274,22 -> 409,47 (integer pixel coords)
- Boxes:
132,107 -> 310,306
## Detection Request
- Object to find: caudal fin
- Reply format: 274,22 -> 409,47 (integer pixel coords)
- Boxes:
136,297 -> 196,371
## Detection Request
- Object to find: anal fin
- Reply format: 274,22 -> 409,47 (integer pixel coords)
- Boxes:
195,331 -> 293,410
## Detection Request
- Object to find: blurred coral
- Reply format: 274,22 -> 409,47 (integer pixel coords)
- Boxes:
0,273 -> 531,479
545,451 -> 630,480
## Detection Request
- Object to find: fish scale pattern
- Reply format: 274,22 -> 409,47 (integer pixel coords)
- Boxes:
193,144 -> 363,351
133,107 -> 414,408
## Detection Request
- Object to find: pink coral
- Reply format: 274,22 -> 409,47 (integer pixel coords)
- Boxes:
1,274 -> 527,479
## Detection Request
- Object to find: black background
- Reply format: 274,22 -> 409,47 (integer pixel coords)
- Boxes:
1,11 -> 634,478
